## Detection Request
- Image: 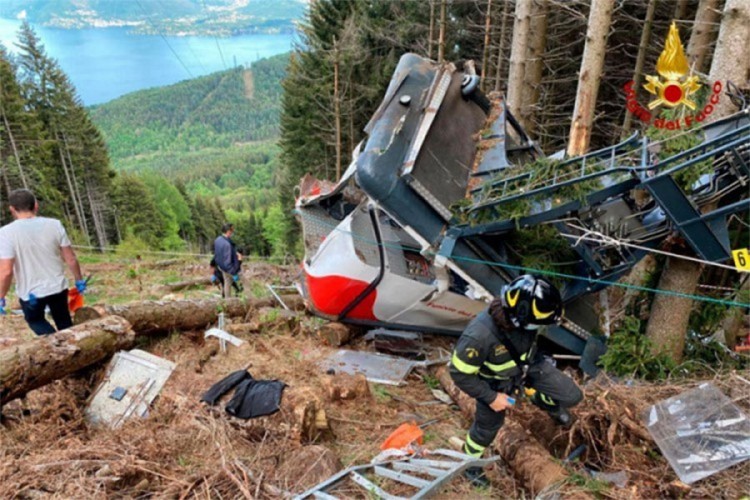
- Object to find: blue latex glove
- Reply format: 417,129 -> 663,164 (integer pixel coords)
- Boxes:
232,274 -> 240,282
210,275 -> 217,283
0,297 -> 6,315
75,279 -> 87,294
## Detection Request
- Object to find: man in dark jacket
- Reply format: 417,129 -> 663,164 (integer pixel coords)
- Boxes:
213,223 -> 241,298
450,274 -> 583,487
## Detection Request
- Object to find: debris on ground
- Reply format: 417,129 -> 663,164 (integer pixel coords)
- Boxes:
86,349 -> 176,428
1,258 -> 748,499
645,382 -> 750,484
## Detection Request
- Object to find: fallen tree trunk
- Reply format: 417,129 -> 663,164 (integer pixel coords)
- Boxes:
4,295 -> 309,407
76,295 -> 306,334
0,316 -> 135,406
435,366 -> 583,497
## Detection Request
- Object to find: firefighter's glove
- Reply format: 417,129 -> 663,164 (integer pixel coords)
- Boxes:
210,275 -> 217,283
232,274 -> 240,282
75,280 -> 87,294
0,297 -> 6,315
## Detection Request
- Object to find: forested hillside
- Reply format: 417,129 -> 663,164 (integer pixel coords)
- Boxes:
89,53 -> 289,255
0,22 -> 285,256
90,55 -> 286,159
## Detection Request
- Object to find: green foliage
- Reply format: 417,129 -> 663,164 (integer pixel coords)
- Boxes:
3,22 -> 114,246
90,56 -> 288,161
599,316 -> 676,381
116,230 -> 152,259
422,374 -> 440,390
371,384 -> 391,402
645,116 -> 713,191
565,472 -> 611,495
279,0 -> 489,249
261,204 -> 291,257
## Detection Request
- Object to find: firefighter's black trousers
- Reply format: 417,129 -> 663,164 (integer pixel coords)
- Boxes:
465,362 -> 582,455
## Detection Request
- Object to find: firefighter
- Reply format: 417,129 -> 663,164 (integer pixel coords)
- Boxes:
450,274 -> 583,487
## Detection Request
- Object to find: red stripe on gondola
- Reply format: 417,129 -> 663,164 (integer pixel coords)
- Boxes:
305,272 -> 377,320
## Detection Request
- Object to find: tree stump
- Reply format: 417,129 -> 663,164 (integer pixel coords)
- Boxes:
323,373 -> 370,401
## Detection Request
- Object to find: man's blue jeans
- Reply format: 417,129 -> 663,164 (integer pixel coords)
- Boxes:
19,289 -> 73,335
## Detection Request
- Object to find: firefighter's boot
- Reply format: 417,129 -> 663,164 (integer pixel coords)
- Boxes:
463,466 -> 490,488
530,391 -> 573,428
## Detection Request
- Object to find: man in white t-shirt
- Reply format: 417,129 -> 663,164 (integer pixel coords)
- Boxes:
0,189 -> 86,335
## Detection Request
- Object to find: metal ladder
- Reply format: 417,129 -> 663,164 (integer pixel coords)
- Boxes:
294,449 -> 500,500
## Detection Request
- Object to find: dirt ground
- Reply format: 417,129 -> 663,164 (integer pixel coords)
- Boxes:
0,253 -> 748,499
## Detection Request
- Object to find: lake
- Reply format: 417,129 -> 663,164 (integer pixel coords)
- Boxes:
0,18 -> 295,105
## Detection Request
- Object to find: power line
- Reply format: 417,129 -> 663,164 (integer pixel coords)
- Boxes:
201,0 -> 227,70
135,0 -> 194,79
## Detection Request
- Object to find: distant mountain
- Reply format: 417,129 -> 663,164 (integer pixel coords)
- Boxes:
0,0 -> 306,35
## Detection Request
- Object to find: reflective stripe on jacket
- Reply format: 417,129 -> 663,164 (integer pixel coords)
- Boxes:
449,309 -> 537,405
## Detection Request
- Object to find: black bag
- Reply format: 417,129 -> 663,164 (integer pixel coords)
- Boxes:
200,369 -> 250,405
225,379 -> 287,419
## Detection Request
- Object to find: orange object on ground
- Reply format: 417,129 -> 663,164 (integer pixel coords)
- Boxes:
380,422 -> 424,450
68,287 -> 84,313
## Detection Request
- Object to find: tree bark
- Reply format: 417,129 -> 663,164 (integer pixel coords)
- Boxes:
520,0 -> 549,134
480,0 -> 494,90
316,322 -> 351,347
76,295 -> 306,334
434,366 -> 577,497
687,0 -> 720,75
493,0 -> 510,92
0,316 -> 135,406
645,258 -> 703,361
706,0 -> 750,119
1,110 -> 28,188
622,0 -> 657,135
506,0 -> 532,119
428,0 -> 435,60
332,36 -> 342,182
438,0 -> 447,63
566,0 -> 615,157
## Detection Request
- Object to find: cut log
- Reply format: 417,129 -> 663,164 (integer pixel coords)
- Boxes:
225,322 -> 261,336
316,322 -> 351,347
76,297 -> 282,334
434,366 -> 584,497
0,316 -> 135,406
74,295 -> 306,334
323,373 -> 370,401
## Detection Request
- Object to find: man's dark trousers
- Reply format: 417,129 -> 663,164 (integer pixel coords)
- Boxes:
19,289 -> 72,335
469,362 -> 582,448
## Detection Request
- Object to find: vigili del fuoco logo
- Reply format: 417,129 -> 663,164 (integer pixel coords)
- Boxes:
624,22 -> 722,130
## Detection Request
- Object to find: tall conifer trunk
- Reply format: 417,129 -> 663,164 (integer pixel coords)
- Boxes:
566,0 -> 615,157
687,0 -> 721,74
506,0 -> 532,119
480,0 -> 493,90
645,0 -> 750,361
622,0 -> 656,135
520,0 -> 548,134
493,0 -> 510,92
